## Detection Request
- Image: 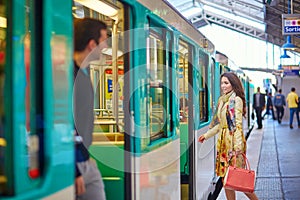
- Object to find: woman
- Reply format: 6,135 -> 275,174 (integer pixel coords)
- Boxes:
198,72 -> 258,200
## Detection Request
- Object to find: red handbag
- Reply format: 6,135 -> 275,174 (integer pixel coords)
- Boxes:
223,153 -> 256,193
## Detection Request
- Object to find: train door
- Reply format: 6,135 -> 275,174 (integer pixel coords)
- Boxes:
178,39 -> 195,199
127,15 -> 180,199
195,50 -> 215,199
1,0 -> 74,199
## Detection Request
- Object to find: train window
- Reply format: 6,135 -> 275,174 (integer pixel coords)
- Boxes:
24,1 -> 43,180
210,60 -> 216,111
199,50 -> 209,122
147,31 -> 167,141
178,41 -> 189,123
73,0 -> 125,141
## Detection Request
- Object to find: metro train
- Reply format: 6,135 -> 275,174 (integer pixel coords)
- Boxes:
0,0 -> 254,199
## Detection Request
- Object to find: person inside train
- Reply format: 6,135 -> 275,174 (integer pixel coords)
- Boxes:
73,18 -> 107,199
273,89 -> 286,124
198,72 -> 258,200
262,92 -> 275,120
179,97 -> 188,122
286,87 -> 300,129
252,87 -> 265,129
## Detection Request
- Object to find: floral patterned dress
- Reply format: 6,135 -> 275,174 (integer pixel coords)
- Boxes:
203,91 -> 247,177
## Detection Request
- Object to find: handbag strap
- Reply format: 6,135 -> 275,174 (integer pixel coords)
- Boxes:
231,153 -> 251,170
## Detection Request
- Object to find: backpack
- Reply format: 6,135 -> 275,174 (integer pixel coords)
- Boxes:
274,94 -> 284,107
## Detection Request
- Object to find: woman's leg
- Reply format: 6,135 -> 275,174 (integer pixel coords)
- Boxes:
225,189 -> 235,200
244,192 -> 259,200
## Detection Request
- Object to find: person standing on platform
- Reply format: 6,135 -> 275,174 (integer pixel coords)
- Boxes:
73,18 -> 107,200
253,87 -> 265,129
263,92 -> 275,120
198,72 -> 258,200
286,87 -> 300,129
273,89 -> 286,124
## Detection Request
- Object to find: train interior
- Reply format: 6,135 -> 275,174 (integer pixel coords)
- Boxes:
73,1 -> 126,199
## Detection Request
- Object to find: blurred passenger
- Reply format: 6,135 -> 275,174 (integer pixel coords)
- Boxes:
286,87 -> 300,129
253,87 -> 265,129
273,89 -> 286,124
198,72 -> 258,200
73,18 -> 107,200
263,92 -> 275,120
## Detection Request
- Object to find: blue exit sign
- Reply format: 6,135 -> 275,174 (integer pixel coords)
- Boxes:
283,70 -> 300,76
282,14 -> 300,35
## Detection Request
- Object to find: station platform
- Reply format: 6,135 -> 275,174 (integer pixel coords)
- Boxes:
218,117 -> 300,200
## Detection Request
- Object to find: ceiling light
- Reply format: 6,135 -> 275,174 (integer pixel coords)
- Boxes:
281,35 -> 298,50
74,0 -> 119,20
280,49 -> 291,58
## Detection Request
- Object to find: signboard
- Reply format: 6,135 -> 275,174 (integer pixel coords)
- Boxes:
282,65 -> 300,76
282,14 -> 300,35
282,65 -> 300,70
283,69 -> 300,76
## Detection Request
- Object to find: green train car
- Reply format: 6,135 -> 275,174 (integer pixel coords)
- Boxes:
0,0 -> 255,199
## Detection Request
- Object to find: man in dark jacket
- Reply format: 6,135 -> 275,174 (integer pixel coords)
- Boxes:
73,18 -> 107,200
253,87 -> 266,129
273,89 -> 286,124
263,92 -> 276,120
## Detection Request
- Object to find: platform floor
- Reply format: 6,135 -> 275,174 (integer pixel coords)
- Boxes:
217,116 -> 300,200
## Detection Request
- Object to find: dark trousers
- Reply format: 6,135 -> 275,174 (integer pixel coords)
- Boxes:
263,106 -> 275,119
275,106 -> 284,123
254,107 -> 263,128
289,108 -> 300,126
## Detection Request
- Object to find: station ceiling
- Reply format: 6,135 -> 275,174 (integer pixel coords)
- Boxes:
166,0 -> 300,54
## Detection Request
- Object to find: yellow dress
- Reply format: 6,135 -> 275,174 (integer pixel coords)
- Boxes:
203,92 -> 246,177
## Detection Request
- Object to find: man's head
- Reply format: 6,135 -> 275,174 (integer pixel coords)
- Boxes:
278,89 -> 282,93
257,87 -> 260,93
74,18 -> 107,52
291,87 -> 296,92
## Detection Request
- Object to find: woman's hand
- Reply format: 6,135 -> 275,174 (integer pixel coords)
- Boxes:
198,135 -> 205,143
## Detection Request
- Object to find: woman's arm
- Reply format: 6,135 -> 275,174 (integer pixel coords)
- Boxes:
198,123 -> 220,143
204,124 -> 220,139
233,96 -> 245,151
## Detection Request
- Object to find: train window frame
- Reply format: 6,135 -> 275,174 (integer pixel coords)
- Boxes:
178,40 -> 190,123
0,0 -> 8,194
210,60 -> 215,112
146,29 -> 168,142
199,50 -> 209,122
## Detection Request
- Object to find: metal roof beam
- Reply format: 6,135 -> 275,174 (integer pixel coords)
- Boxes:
191,10 -> 267,40
197,0 -> 265,22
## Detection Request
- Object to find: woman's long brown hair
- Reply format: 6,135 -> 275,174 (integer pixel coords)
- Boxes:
221,72 -> 246,116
